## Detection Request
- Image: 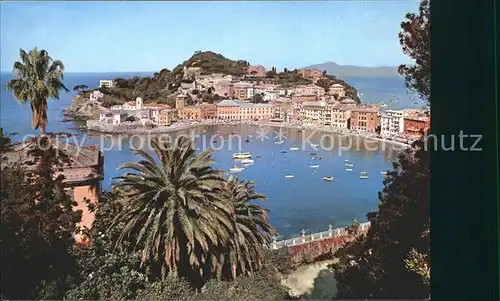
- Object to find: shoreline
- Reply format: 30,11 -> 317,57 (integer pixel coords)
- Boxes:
84,119 -> 412,148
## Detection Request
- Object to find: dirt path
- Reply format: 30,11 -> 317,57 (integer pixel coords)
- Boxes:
280,260 -> 338,299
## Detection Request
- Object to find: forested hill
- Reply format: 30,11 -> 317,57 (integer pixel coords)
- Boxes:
171,51 -> 249,76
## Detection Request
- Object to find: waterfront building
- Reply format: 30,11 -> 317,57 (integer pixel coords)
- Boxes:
301,101 -> 329,125
381,109 -> 405,138
328,84 -> 346,98
239,102 -> 274,121
349,106 -> 381,132
2,137 -> 104,245
158,108 -> 177,126
176,94 -> 187,111
402,110 -> 430,137
200,103 -> 217,120
330,104 -> 351,128
216,99 -> 241,120
99,79 -> 115,88
180,106 -> 202,121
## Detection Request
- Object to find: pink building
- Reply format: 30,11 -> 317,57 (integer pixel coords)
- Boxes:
247,65 -> 266,77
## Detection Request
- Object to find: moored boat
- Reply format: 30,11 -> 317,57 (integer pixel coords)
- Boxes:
290,147 -> 299,151
380,171 -> 388,175
241,159 -> 254,164
313,156 -> 322,160
345,168 -> 353,171
281,150 -> 287,154
360,171 -> 369,175
360,175 -> 369,179
233,152 -> 252,159
229,167 -> 245,173
345,163 -> 354,167
285,175 -> 295,179
309,165 -> 319,168
322,176 -> 334,181
275,140 -> 284,144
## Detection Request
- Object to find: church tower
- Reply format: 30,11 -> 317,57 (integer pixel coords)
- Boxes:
176,94 -> 186,110
136,97 -> 143,110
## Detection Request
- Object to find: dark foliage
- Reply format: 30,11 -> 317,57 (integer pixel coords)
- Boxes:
398,0 -> 430,102
172,51 -> 249,76
330,138 -> 430,298
1,136 -> 82,300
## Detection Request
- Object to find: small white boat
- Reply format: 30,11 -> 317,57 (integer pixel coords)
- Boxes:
310,143 -> 319,147
233,152 -> 252,159
345,163 -> 354,167
360,175 -> 369,179
241,159 -> 254,164
380,171 -> 388,175
344,159 -> 349,162
322,176 -> 334,181
310,165 -> 320,168
229,167 -> 245,173
345,168 -> 353,171
285,175 -> 295,179
275,140 -> 284,144
360,171 -> 369,175
290,147 -> 299,151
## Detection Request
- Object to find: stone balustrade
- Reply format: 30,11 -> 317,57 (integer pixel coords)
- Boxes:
271,221 -> 370,250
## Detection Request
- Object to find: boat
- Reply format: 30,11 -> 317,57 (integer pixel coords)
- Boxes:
310,165 -> 320,168
380,171 -> 388,175
275,140 -> 284,144
290,147 -> 299,151
233,152 -> 252,159
310,143 -> 319,147
360,171 -> 369,175
229,167 -> 245,173
313,156 -> 322,160
245,139 -> 251,143
344,159 -> 349,162
310,152 -> 317,156
360,175 -> 369,179
322,176 -> 334,181
285,175 -> 295,179
345,168 -> 353,171
256,155 -> 262,159
281,150 -> 287,154
241,159 -> 254,164
231,132 -> 237,135
345,163 -> 354,167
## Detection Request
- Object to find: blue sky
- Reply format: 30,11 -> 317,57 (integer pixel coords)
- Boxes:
0,1 -> 420,73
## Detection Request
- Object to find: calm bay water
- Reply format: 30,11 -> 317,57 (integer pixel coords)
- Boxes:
0,72 -> 417,238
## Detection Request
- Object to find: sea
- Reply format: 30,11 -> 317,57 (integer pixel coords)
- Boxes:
0,72 -> 426,239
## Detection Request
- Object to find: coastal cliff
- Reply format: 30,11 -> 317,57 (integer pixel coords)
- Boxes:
64,94 -> 103,120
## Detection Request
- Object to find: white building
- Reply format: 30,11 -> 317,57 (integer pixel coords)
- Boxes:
99,80 -> 115,88
380,109 -> 405,138
263,91 -> 278,101
90,90 -> 104,101
247,87 -> 255,99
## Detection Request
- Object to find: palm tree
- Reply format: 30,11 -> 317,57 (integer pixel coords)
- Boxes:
111,136 -> 234,284
6,48 -> 69,135
224,175 -> 274,278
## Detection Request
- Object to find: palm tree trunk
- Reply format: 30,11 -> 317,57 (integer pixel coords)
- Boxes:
39,100 -> 48,135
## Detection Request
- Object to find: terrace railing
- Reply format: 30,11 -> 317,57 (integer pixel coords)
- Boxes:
271,221 -> 370,250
